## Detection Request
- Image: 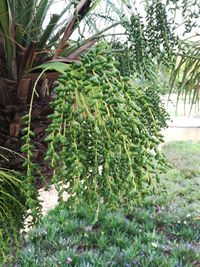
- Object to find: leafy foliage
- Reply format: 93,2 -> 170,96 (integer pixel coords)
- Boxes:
15,141 -> 200,266
17,206 -> 200,266
0,168 -> 25,228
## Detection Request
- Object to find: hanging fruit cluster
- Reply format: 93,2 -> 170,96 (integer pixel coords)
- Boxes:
143,85 -> 170,132
21,113 -> 42,225
123,14 -> 151,77
121,0 -> 178,76
146,1 -> 176,63
45,46 -> 169,211
126,14 -> 148,74
111,41 -> 134,77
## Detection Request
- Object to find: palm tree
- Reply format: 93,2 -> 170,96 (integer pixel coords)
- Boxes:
1,0 -> 199,139
0,0 -> 122,139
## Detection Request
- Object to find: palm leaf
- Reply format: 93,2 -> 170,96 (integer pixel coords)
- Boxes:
54,0 -> 93,58
170,43 -> 200,114
66,39 -> 96,59
38,14 -> 60,49
30,62 -> 69,74
0,0 -> 16,79
35,0 -> 51,27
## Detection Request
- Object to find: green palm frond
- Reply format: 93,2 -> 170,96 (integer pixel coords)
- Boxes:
0,167 -> 25,224
0,0 -> 16,79
170,42 -> 200,114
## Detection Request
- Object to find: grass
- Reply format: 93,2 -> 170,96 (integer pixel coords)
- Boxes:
14,141 -> 200,267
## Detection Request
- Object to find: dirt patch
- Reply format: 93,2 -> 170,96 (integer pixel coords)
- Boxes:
38,185 -> 68,216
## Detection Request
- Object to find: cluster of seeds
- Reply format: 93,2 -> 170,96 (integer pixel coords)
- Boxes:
121,1 -> 178,77
124,14 -> 148,75
22,106 -> 42,224
145,1 -> 176,63
45,48 -> 169,211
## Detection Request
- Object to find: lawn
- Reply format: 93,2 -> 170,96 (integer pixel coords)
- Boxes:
14,141 -> 200,267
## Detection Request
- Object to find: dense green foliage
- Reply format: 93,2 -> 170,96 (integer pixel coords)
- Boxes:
16,206 -> 200,266
16,141 -> 200,266
0,1 -> 199,227
1,0 -> 200,264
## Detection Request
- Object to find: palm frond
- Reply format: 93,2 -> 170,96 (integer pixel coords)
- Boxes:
0,0 -> 16,79
170,42 -> 200,114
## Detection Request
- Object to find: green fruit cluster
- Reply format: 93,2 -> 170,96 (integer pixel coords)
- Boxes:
121,1 -> 177,76
21,113 -> 42,225
45,47 -> 169,211
146,1 -> 176,64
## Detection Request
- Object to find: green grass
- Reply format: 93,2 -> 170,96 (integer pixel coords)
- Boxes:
162,141 -> 200,178
15,141 -> 200,267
